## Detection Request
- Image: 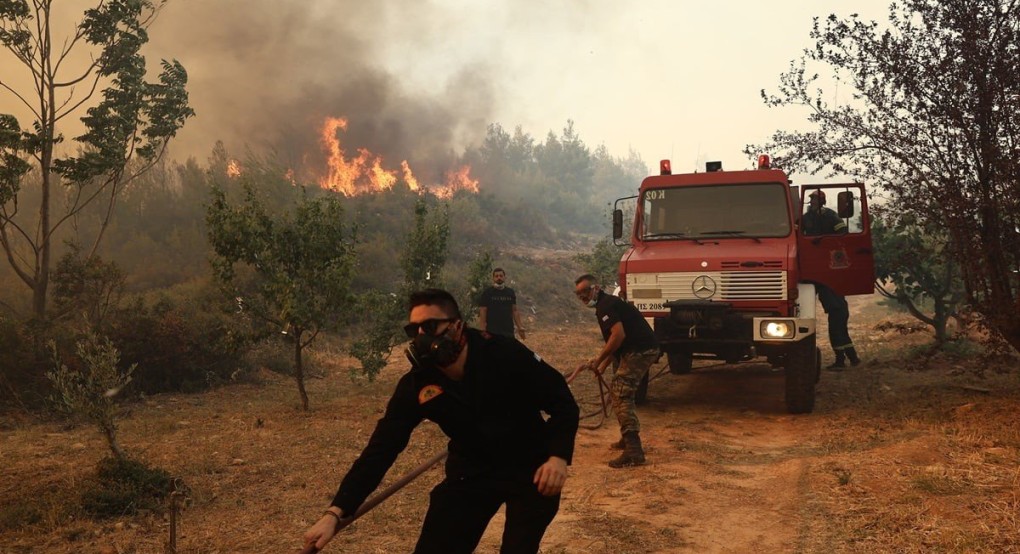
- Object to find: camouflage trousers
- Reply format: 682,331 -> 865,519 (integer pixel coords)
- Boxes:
610,348 -> 658,434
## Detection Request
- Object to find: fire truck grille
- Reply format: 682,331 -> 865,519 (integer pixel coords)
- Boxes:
628,271 -> 787,302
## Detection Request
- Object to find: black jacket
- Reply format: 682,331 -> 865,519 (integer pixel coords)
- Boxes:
331,329 -> 579,515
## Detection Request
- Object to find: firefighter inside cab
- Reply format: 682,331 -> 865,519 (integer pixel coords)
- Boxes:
801,190 -> 846,236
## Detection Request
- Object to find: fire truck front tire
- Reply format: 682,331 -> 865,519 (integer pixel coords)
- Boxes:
784,336 -> 819,414
667,351 -> 693,374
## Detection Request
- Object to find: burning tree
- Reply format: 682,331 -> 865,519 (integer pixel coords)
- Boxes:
749,0 -> 1020,352
206,172 -> 357,410
0,0 -> 193,318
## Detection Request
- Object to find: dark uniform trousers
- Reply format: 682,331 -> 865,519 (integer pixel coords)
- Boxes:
414,473 -> 560,554
818,284 -> 853,354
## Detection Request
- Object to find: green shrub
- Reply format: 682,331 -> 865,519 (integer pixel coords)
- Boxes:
80,457 -> 175,518
108,283 -> 252,394
48,331 -> 135,460
0,317 -> 70,410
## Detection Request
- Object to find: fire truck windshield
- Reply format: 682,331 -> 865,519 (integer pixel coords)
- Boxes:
641,183 -> 791,240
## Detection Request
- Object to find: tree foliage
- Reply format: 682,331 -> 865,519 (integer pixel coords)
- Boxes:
465,120 -> 646,235
51,247 -> 125,329
47,330 -> 136,460
872,210 -> 965,343
463,249 -> 494,324
0,0 -> 193,317
349,197 -> 450,378
574,238 -> 627,287
401,198 -> 451,291
749,0 -> 1020,352
206,172 -> 357,410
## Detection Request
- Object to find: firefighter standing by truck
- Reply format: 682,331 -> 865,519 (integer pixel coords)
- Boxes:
572,274 -> 659,468
802,190 -> 862,369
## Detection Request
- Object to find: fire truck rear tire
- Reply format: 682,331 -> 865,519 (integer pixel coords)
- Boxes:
635,371 -> 649,405
667,351 -> 693,374
784,336 -> 818,414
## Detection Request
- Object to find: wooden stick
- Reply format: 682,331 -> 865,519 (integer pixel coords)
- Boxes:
300,450 -> 449,553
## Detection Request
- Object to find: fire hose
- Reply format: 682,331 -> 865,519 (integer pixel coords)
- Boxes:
300,449 -> 449,554
566,361 -> 611,430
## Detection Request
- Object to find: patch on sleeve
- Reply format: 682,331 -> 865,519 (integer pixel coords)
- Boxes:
601,315 -> 609,322
418,384 -> 444,404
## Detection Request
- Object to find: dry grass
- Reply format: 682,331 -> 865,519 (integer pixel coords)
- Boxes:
1,298 -> 1019,553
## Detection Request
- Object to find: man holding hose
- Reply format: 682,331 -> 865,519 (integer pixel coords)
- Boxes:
302,288 -> 579,553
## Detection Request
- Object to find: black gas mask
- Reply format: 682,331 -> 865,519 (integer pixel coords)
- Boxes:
405,319 -> 465,369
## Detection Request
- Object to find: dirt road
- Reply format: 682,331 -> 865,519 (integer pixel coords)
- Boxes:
521,360 -> 845,554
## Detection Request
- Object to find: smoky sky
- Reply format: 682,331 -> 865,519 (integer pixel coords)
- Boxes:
145,0 -> 496,181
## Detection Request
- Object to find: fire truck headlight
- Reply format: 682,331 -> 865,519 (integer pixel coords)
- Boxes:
762,320 -> 794,339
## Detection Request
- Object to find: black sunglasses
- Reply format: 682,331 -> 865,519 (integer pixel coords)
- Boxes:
403,318 -> 457,338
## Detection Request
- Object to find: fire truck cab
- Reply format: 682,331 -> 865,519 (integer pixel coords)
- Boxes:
612,156 -> 874,413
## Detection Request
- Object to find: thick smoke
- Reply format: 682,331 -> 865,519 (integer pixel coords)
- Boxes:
145,0 -> 496,182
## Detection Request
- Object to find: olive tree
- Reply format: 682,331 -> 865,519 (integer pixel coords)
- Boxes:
0,0 -> 193,318
872,210 -> 965,343
749,0 -> 1020,352
48,330 -> 136,461
206,176 -> 357,410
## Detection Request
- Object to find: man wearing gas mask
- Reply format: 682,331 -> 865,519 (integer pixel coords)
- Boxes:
303,288 -> 579,554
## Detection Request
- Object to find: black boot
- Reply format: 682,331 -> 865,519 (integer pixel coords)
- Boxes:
826,352 -> 847,371
846,347 -> 861,366
610,436 -> 625,450
608,431 -> 645,468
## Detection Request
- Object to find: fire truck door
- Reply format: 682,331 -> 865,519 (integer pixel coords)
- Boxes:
797,184 -> 875,296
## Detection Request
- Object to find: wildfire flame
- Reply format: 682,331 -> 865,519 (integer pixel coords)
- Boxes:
227,159 -> 241,178
434,166 -> 480,199
401,160 -> 420,192
317,116 -> 479,198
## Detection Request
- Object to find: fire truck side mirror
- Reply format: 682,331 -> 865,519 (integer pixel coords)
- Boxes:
612,209 -> 623,240
837,191 -> 855,218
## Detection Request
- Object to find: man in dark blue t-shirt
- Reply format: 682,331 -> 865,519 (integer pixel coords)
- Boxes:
477,267 -> 527,340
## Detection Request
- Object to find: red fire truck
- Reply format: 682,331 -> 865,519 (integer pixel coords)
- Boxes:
612,156 -> 874,413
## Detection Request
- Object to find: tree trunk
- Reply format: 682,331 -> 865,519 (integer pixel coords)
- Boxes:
933,301 -> 948,344
33,16 -> 56,320
293,329 -> 309,411
32,129 -> 53,319
102,421 -> 126,461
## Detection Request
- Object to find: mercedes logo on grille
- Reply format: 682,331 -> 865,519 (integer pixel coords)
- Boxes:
692,275 -> 717,299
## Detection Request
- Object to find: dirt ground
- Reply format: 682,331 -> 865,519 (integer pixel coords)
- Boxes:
2,295 -> 1019,553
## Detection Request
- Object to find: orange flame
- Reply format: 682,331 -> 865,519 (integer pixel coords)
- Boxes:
319,117 -> 404,195
401,160 -> 420,192
433,165 -> 480,199
227,159 -> 241,178
317,116 -> 478,197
